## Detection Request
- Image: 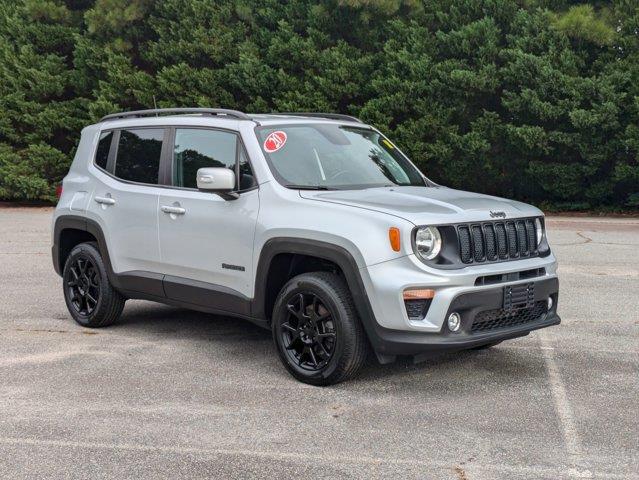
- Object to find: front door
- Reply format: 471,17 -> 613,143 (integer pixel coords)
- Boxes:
158,127 -> 259,312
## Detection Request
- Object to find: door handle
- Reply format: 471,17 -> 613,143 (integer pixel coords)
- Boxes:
94,196 -> 115,206
161,205 -> 186,215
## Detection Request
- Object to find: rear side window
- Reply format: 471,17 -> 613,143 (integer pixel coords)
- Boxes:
173,128 -> 237,189
95,131 -> 112,170
114,129 -> 164,184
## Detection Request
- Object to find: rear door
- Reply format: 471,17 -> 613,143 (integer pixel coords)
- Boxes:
157,127 -> 259,310
87,127 -> 166,284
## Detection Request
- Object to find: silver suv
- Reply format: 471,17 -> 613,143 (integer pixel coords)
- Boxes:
52,108 -> 560,385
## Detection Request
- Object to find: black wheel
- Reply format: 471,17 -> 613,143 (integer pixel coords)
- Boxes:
471,341 -> 502,350
271,272 -> 369,386
62,242 -> 125,328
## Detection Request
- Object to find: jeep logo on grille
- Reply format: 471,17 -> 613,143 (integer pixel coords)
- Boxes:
490,210 -> 506,218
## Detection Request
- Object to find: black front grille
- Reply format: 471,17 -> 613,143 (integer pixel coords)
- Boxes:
458,225 -> 472,263
494,223 -> 508,258
483,224 -> 497,260
471,301 -> 547,332
456,218 -> 539,264
515,221 -> 528,256
506,222 -> 518,257
471,225 -> 484,262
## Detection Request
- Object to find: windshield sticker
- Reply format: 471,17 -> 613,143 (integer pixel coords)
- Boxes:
381,138 -> 394,149
264,131 -> 287,153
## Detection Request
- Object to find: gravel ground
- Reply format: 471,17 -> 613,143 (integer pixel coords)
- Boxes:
0,207 -> 637,479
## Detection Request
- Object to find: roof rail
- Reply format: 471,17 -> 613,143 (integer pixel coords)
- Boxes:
276,112 -> 363,123
100,108 -> 251,122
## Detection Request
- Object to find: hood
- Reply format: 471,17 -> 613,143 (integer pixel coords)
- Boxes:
299,186 -> 542,225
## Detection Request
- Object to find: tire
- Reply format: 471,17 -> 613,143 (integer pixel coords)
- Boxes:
62,242 -> 125,328
271,272 -> 369,386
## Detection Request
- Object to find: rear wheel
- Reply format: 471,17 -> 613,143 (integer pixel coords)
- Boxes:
62,242 -> 125,328
271,272 -> 369,386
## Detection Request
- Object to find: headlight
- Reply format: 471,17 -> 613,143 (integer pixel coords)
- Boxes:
535,218 -> 544,246
414,226 -> 442,260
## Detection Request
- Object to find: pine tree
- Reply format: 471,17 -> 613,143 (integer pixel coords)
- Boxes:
0,0 -> 636,208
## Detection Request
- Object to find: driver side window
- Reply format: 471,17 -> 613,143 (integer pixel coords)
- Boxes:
173,128 -> 236,189
172,128 -> 257,191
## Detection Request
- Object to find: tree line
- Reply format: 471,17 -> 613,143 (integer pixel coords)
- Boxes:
0,0 -> 637,210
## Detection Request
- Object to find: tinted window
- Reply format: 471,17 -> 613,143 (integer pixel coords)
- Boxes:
173,128 -> 237,189
95,131 -> 113,170
114,129 -> 164,184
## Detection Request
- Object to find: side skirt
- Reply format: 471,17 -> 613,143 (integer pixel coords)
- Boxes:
117,270 -> 269,330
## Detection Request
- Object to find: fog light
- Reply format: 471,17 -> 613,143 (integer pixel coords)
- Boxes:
447,312 -> 461,332
547,297 -> 553,311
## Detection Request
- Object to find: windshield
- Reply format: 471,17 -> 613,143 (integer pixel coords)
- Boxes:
256,124 -> 426,189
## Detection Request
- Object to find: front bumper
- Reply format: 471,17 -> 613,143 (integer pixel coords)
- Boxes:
367,277 -> 559,357
358,254 -> 560,358
362,252 -> 558,331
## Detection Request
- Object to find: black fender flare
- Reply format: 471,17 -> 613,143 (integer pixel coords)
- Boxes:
52,215 -> 117,284
252,237 -> 384,350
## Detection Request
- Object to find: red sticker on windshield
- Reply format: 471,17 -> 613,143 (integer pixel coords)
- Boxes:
264,131 -> 287,153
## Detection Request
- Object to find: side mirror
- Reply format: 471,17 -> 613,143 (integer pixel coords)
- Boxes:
196,168 -> 238,200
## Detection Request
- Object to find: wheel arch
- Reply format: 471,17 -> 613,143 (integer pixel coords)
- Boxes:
53,215 -> 116,283
252,238 -> 378,339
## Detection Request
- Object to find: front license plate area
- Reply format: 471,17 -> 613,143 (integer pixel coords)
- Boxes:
503,282 -> 534,310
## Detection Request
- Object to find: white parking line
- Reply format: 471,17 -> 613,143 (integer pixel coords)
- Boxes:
539,330 -> 592,478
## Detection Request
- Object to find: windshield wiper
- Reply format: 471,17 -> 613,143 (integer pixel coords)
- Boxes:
284,184 -> 335,190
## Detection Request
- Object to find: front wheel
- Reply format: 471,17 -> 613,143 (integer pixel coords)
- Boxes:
271,272 -> 369,386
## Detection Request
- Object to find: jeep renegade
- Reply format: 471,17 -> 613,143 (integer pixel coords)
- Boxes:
52,108 -> 560,385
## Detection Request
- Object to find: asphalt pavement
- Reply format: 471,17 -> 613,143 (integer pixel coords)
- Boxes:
0,207 -> 637,479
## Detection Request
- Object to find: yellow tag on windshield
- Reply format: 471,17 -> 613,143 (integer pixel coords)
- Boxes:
381,139 -> 394,149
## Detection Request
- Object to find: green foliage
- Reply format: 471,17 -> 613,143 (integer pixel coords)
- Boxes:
0,0 -> 637,209
551,4 -> 615,46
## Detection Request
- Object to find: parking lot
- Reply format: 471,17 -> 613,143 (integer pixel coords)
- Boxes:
0,207 -> 637,479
